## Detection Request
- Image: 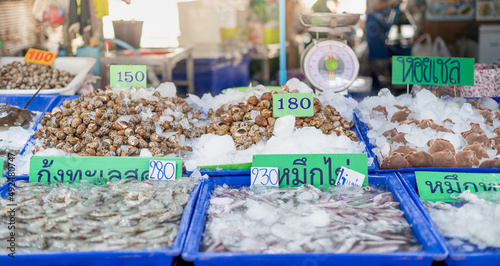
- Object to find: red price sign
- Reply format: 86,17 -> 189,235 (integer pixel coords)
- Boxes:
24,48 -> 57,66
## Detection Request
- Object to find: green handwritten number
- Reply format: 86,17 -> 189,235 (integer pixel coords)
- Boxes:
300,98 -> 311,110
288,97 -> 298,110
278,98 -> 284,110
251,168 -> 259,185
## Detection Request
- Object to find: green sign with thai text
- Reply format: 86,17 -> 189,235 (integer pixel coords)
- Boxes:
252,154 -> 368,187
415,171 -> 500,202
29,156 -> 182,183
392,56 -> 474,86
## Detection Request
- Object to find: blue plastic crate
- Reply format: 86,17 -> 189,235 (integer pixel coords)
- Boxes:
397,172 -> 500,266
0,179 -> 203,266
356,112 -> 500,174
49,94 -> 81,109
173,56 -> 251,97
182,173 -> 448,266
3,95 -> 80,181
1,94 -> 60,177
0,94 -> 60,132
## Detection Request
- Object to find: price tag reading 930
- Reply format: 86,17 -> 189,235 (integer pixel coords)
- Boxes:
273,93 -> 314,117
149,160 -> 176,181
251,167 -> 279,186
110,65 -> 147,88
24,48 -> 57,66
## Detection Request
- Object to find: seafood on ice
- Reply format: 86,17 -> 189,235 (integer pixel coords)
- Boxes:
202,184 -> 422,253
0,177 -> 197,252
357,89 -> 500,169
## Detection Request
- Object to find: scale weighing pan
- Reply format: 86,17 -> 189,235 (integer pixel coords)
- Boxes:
300,13 -> 361,28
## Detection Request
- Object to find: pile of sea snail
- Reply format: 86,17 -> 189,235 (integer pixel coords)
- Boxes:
0,61 -> 75,90
206,85 -> 359,150
33,89 -> 205,157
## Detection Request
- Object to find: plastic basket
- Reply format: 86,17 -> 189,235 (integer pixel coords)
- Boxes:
182,173 -> 448,266
397,172 -> 500,266
3,95 -> 80,181
1,94 -> 60,177
0,57 -> 95,95
0,179 -> 203,266
173,56 -> 251,97
0,94 -> 60,131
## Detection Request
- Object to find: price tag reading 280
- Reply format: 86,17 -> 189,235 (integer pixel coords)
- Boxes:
149,160 -> 176,181
272,93 -> 314,117
251,167 -> 279,186
110,65 -> 147,88
24,48 -> 57,66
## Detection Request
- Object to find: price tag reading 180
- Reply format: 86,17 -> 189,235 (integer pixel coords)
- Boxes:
272,93 -> 314,118
24,48 -> 57,66
110,65 -> 147,88
251,167 -> 279,186
149,160 -> 176,181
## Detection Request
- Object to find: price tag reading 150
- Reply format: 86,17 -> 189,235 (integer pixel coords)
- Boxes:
272,93 -> 314,117
24,48 -> 57,66
110,65 -> 147,88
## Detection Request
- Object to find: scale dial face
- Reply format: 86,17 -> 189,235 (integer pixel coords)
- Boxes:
302,40 -> 359,92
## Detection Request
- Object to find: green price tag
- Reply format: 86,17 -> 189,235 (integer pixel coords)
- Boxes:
0,157 -> 4,175
29,156 -> 182,183
252,154 -> 368,187
273,93 -> 314,118
392,56 -> 474,86
415,171 -> 500,202
110,65 -> 147,88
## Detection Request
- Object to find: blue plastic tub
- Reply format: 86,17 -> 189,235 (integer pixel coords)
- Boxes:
49,94 -> 81,109
0,94 -> 60,132
173,56 -> 251,97
397,172 -> 500,266
2,95 -> 80,181
182,173 -> 448,266
0,178 -> 203,266
356,113 -> 500,174
1,94 -> 60,178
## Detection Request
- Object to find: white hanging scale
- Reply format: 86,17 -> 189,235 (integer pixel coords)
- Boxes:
300,13 -> 360,93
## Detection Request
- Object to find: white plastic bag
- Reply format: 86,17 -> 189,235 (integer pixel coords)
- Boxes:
411,33 -> 433,56
411,34 -> 451,57
433,36 -> 451,57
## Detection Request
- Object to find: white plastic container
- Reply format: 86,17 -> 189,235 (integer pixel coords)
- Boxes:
479,24 -> 500,64
0,57 -> 96,95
